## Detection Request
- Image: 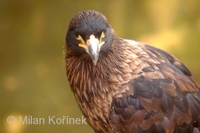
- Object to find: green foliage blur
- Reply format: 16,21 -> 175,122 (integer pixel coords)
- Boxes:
0,0 -> 200,133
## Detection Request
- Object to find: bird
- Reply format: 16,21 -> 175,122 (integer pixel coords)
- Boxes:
65,10 -> 200,133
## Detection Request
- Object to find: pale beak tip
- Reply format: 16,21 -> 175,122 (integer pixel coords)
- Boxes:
91,54 -> 99,65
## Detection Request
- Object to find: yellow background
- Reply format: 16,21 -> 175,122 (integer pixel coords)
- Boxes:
1,0 -> 200,133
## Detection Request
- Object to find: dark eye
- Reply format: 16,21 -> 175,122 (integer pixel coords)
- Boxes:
74,32 -> 79,38
102,29 -> 106,34
96,30 -> 104,37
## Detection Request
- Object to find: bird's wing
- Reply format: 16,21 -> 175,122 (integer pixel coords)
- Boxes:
109,43 -> 200,133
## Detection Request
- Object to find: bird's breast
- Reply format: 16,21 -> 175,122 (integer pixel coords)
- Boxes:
66,57 -> 116,131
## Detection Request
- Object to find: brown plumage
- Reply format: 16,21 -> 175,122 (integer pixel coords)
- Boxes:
65,10 -> 200,133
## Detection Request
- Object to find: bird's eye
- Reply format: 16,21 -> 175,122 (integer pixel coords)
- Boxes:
75,33 -> 85,47
100,32 -> 105,41
98,30 -> 105,37
74,33 -> 79,38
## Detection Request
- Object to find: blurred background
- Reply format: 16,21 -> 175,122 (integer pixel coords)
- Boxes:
0,0 -> 200,133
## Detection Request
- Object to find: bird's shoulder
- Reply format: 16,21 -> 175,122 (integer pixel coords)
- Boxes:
109,39 -> 200,132
111,38 -> 199,92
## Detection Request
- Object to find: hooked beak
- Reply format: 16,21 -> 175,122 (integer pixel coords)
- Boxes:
77,33 -> 105,65
86,35 -> 102,65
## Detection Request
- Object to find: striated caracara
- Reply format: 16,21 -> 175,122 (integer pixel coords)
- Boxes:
65,10 -> 200,133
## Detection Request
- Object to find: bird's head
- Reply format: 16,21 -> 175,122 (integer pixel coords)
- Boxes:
66,10 -> 115,65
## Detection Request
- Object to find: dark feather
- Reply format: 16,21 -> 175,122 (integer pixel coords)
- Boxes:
65,10 -> 200,133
